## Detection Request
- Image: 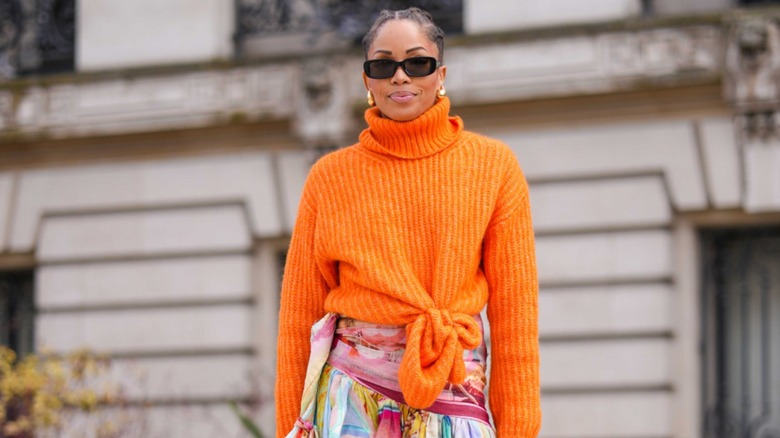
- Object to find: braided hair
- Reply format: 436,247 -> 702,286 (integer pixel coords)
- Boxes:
361,7 -> 446,62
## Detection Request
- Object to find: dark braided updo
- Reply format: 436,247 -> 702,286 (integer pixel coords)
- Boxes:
361,7 -> 446,62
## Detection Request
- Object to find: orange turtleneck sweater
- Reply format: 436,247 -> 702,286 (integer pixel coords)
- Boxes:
275,97 -> 540,437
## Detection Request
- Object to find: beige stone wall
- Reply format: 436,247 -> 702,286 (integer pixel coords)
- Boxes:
77,0 -> 234,71
3,101 -> 762,437
470,113 -> 712,437
3,4 -> 780,437
465,0 -> 642,34
1,152 -> 299,437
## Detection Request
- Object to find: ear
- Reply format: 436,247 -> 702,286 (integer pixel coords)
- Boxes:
362,72 -> 370,91
438,65 -> 447,88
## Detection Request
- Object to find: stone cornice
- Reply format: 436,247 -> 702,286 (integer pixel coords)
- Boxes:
0,15 -> 742,145
445,25 -> 722,105
0,63 -> 297,144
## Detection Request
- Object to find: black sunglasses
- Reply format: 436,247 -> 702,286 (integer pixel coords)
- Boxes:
363,56 -> 440,79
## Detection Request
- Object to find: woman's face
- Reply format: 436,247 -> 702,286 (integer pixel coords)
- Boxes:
363,20 -> 446,122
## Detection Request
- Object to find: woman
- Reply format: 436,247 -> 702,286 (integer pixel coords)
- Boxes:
276,7 -> 540,437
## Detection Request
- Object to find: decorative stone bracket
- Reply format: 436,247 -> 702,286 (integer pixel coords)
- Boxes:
725,15 -> 780,110
292,55 -> 357,149
725,15 -> 780,212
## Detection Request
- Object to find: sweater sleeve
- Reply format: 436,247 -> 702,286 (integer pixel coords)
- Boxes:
483,157 -> 542,437
275,186 -> 330,437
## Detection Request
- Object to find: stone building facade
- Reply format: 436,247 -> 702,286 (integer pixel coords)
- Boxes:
1,0 -> 779,436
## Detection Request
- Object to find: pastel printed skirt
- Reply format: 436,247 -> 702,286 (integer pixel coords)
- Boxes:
286,313 -> 496,438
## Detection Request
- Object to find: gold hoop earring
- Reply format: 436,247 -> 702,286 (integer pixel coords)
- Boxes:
367,90 -> 375,106
437,86 -> 447,99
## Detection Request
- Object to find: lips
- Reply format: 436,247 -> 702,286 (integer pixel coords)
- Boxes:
389,91 -> 416,103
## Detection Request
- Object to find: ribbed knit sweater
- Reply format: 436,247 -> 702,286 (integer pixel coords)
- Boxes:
275,97 -> 540,437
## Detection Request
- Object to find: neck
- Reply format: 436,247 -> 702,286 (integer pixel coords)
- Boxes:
359,97 -> 463,159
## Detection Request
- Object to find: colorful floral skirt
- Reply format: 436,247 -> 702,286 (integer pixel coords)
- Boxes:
286,313 -> 496,438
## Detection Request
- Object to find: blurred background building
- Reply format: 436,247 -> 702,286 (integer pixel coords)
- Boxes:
1,0 -> 779,436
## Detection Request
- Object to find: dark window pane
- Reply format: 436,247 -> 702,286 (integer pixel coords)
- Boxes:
235,0 -> 463,56
319,0 -> 463,41
33,0 -> 76,74
738,0 -> 780,5
0,271 -> 35,357
0,0 -> 75,79
700,227 -> 780,437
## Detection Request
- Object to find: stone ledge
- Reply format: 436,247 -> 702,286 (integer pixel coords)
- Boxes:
1,21 -> 726,144
0,64 -> 297,143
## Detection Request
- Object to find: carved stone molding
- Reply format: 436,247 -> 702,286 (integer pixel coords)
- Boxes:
738,110 -> 779,141
601,27 -> 720,77
0,22 -> 730,144
726,15 -> 780,209
723,16 -> 780,146
724,16 -> 780,111
447,25 -> 721,104
0,64 -> 295,141
292,55 -> 356,148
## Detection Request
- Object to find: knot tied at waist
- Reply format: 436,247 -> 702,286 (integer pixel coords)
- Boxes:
399,308 -> 483,409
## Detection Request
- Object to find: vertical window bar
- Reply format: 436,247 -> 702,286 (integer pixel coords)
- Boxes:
745,265 -> 771,435
738,238 -> 750,436
713,233 -> 733,436
17,273 -> 34,358
0,288 -> 8,347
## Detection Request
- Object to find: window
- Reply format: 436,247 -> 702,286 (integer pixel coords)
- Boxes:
700,227 -> 780,437
738,0 -> 780,5
235,0 -> 463,58
0,0 -> 75,79
0,271 -> 35,357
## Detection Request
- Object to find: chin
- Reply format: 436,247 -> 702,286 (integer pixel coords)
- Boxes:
389,113 -> 420,122
380,105 -> 425,122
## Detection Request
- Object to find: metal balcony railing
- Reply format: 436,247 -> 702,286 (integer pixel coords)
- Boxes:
235,0 -> 462,58
0,0 -> 75,79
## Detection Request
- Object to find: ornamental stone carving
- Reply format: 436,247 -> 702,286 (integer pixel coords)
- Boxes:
293,55 -> 356,149
725,16 -> 780,212
0,65 -> 295,140
724,16 -> 780,111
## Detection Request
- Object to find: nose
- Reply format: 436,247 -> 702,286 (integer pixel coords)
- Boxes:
390,64 -> 411,84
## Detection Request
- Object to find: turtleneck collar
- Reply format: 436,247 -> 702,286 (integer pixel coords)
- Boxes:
358,97 -> 464,159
